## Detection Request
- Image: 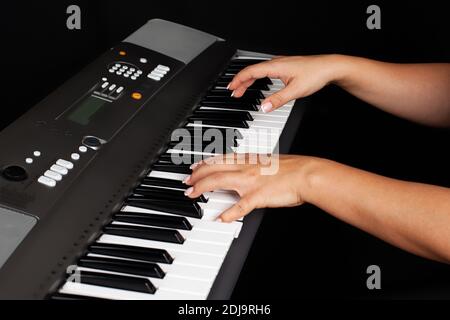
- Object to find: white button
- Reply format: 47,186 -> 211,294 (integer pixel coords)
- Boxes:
56,159 -> 74,170
131,76 -> 137,80
79,146 -> 88,153
108,69 -> 114,73
102,77 -> 107,81
51,165 -> 68,175
154,68 -> 167,75
116,72 -> 122,76
115,64 -> 120,67
151,70 -> 165,77
130,68 -> 135,72
101,82 -> 109,89
109,84 -> 116,91
140,58 -> 148,63
34,151 -> 41,157
38,176 -> 56,188
71,153 -> 80,161
148,74 -> 161,81
136,70 -> 143,75
122,66 -> 128,70
44,170 -> 62,181
116,87 -> 124,94
133,73 -> 140,78
26,158 -> 33,164
124,74 -> 130,78
157,65 -> 170,71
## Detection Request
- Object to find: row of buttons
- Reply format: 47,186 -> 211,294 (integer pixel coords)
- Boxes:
147,65 -> 170,82
37,146 -> 87,188
109,63 -> 143,80
96,78 -> 124,99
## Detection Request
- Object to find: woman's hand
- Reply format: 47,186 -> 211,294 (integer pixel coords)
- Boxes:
183,154 -> 318,222
228,55 -> 344,112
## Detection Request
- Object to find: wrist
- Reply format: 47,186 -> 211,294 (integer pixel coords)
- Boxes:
324,54 -> 356,87
296,157 -> 332,204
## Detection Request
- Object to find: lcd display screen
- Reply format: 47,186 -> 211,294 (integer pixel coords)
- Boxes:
67,96 -> 108,126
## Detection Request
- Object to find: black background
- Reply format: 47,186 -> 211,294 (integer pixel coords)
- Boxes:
0,0 -> 449,299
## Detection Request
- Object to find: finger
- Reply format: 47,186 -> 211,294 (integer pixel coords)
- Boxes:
231,79 -> 255,98
228,61 -> 276,91
260,85 -> 297,113
218,196 -> 256,222
187,162 -> 242,185
185,172 -> 242,198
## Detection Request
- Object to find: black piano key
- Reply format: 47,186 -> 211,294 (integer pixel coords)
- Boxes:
88,243 -> 174,264
133,185 -> 207,203
207,89 -> 265,100
76,270 -> 156,294
114,212 -> 193,230
169,138 -> 238,149
151,163 -> 191,174
141,177 -> 187,189
104,224 -> 185,244
201,101 -> 258,111
126,198 -> 202,218
79,256 -> 165,279
216,80 -> 269,91
187,119 -> 249,129
126,195 -> 202,218
219,75 -> 272,86
229,58 -> 268,66
169,142 -> 235,154
193,110 -> 253,121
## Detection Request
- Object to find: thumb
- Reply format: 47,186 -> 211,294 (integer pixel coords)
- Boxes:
260,86 -> 296,113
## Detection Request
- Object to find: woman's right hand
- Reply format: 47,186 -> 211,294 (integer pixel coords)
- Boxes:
228,54 -> 345,113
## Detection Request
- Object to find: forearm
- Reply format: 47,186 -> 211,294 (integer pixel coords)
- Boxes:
330,55 -> 450,127
301,158 -> 450,263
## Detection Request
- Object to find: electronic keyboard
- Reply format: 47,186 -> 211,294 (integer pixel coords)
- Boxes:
0,19 -> 306,300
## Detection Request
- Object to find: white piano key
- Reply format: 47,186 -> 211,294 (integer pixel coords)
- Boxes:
97,234 -> 228,258
204,191 -> 239,203
148,170 -> 188,181
250,114 -> 288,123
167,149 -> 216,157
235,56 -> 270,60
248,120 -> 284,130
60,281 -> 203,300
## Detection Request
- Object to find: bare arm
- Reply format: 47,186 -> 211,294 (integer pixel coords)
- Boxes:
228,55 -> 450,127
185,155 -> 450,264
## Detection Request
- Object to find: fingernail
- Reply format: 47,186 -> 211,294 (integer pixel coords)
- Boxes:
260,102 -> 273,113
184,187 -> 194,196
216,218 -> 223,223
226,84 -> 231,90
183,176 -> 191,184
230,91 -> 235,98
190,163 -> 198,170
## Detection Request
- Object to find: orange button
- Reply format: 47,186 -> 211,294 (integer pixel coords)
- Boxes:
119,51 -> 126,56
131,92 -> 142,100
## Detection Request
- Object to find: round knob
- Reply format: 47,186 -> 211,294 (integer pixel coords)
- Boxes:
2,166 -> 28,181
83,136 -> 102,149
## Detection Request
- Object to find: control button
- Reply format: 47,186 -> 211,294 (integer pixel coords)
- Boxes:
116,87 -> 124,94
140,58 -> 148,64
115,63 -> 121,67
102,77 -> 107,81
157,65 -> 170,72
109,84 -> 117,91
79,146 -> 88,153
116,72 -> 122,76
38,176 -> 56,188
109,69 -> 115,73
131,92 -> 142,100
154,68 -> 167,75
56,159 -> 74,170
151,70 -> 165,77
148,74 -> 161,81
71,153 -> 80,161
119,51 -> 126,56
122,66 -> 128,70
26,158 -> 33,164
51,164 -> 68,175
124,74 -> 130,78
131,76 -> 137,80
130,68 -> 136,72
83,136 -> 103,149
2,166 -> 28,181
34,151 -> 41,157
44,170 -> 62,182
101,82 -> 109,89
136,70 -> 143,75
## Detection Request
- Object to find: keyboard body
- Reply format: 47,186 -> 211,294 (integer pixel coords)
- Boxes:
0,19 -> 306,299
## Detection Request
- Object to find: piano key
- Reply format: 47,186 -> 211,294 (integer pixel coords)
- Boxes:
104,224 -> 186,244
169,141 -> 236,154
151,163 -> 191,174
74,270 -> 156,294
248,120 -> 285,130
187,118 -> 250,129
134,185 -> 207,203
50,293 -> 107,300
111,221 -> 233,246
175,126 -> 244,140
193,109 -> 253,121
88,242 -> 174,264
121,205 -> 242,237
114,212 -> 193,230
97,234 -> 228,258
98,234 -> 224,269
126,197 -> 202,218
78,256 -> 166,278
60,281 -> 202,300
142,176 -> 187,190
148,170 -> 189,181
166,149 -> 216,158
201,101 -> 258,111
